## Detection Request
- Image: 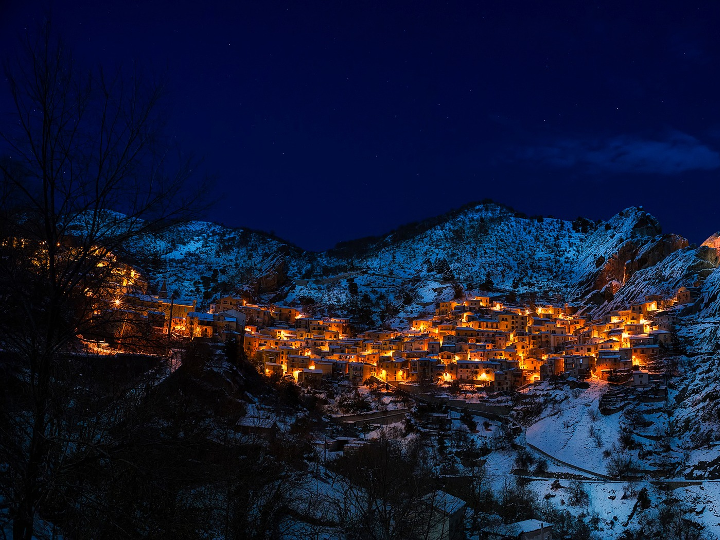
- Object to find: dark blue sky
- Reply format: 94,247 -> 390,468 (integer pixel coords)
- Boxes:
2,0 -> 719,251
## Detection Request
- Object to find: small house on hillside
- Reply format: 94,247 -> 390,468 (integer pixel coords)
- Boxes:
632,370 -> 650,387
509,519 -> 552,539
484,518 -> 553,539
422,490 -> 466,540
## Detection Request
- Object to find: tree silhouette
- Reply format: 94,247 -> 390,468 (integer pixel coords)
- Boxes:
0,21 -> 208,539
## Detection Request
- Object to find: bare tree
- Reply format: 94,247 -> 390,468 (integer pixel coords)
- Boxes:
0,21 -> 209,539
328,434 -> 440,540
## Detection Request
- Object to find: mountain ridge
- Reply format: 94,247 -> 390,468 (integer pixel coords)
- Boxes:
120,202 -> 720,329
121,202 -> 720,458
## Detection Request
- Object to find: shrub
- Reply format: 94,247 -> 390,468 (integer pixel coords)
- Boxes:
513,448 -> 535,471
607,452 -> 637,478
533,459 -> 549,475
568,479 -> 590,507
460,410 -> 477,431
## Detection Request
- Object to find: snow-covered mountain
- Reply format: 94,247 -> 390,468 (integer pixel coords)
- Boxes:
127,220 -> 313,301
126,202 -> 700,325
121,201 -> 720,460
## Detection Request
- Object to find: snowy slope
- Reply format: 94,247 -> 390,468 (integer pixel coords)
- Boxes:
123,203 -> 692,322
325,204 -> 664,296
691,264 -> 720,321
127,221 -> 312,302
651,240 -> 720,458
525,382 -> 619,476
595,244 -> 718,317
284,204 -> 687,323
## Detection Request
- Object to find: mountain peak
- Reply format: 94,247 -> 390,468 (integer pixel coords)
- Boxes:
606,207 -> 662,238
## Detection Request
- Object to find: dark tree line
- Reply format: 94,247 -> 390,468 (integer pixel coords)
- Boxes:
0,21 -> 210,538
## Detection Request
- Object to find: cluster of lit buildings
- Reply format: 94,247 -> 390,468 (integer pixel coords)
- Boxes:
84,270 -> 247,351
90,257 -> 690,391
234,288 -> 690,391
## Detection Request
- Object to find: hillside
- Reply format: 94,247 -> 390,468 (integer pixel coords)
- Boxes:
127,202 -> 694,327
46,203 -> 720,537
127,220 -> 313,302
593,244 -> 718,317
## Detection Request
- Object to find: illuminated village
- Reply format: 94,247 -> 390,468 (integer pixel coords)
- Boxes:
101,260 -> 689,393
5,1 -> 720,535
234,293 -> 680,389
7,228 -> 719,540
7,232 -> 720,540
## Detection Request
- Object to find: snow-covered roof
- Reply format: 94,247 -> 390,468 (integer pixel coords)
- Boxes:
509,519 -> 551,533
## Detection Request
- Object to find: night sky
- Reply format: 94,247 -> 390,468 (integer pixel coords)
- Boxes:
2,1 -> 719,251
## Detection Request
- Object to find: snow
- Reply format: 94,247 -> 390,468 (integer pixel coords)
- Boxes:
511,518 -> 551,533
597,245 -> 703,316
122,203 -> 682,325
675,482 -> 720,531
526,382 -> 619,476
55,204 -> 720,540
